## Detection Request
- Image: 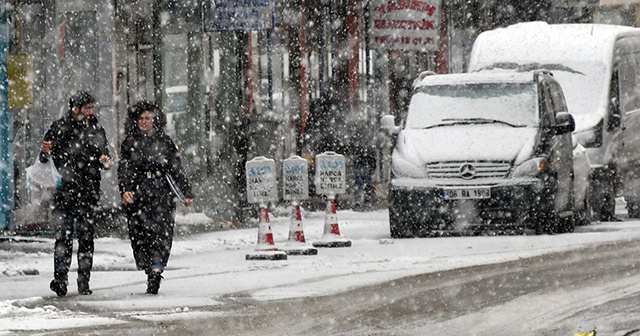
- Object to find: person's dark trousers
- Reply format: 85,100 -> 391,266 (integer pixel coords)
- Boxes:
127,205 -> 175,271
52,206 -> 95,282
353,165 -> 373,206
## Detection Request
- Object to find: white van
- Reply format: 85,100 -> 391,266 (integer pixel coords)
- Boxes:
381,70 -> 590,238
468,22 -> 640,220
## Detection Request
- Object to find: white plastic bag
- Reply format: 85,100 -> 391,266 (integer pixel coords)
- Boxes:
26,157 -> 62,208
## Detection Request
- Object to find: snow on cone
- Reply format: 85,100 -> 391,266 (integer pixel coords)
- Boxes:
282,203 -> 318,256
246,206 -> 287,261
312,197 -> 352,248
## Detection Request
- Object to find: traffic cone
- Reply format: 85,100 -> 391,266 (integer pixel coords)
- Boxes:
246,206 -> 287,260
312,197 -> 352,248
281,203 -> 318,256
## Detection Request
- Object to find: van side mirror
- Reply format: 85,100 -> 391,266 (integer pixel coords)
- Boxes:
555,112 -> 575,135
380,115 -> 400,135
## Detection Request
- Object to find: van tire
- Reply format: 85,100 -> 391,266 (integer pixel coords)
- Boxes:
536,212 -> 571,234
535,209 -> 554,235
557,215 -> 575,234
626,199 -> 640,218
590,167 -> 617,221
535,196 -> 574,234
575,197 -> 592,226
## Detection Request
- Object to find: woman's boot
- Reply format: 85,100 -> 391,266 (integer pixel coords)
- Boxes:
146,271 -> 163,294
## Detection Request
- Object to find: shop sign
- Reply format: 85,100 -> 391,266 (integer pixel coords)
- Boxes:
204,0 -> 274,32
370,0 -> 441,51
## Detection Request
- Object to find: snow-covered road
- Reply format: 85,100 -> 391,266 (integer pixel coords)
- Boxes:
1,201 -> 639,335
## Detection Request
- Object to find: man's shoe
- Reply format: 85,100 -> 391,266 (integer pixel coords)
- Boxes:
77,279 -> 92,295
146,272 -> 163,295
50,279 -> 68,297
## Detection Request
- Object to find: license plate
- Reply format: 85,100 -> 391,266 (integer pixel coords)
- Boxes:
443,187 -> 491,200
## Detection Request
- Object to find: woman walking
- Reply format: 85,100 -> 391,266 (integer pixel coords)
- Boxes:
118,100 -> 193,294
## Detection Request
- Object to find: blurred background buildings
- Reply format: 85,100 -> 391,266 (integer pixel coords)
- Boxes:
5,0 -> 640,230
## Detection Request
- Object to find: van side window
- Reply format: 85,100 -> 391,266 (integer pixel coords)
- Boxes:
616,37 -> 640,113
548,80 -> 569,114
608,68 -> 621,130
539,81 -> 555,127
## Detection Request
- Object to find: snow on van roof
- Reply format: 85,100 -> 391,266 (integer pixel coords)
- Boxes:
468,21 -> 640,71
413,71 -> 539,88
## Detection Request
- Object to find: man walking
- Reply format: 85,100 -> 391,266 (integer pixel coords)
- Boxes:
41,90 -> 113,296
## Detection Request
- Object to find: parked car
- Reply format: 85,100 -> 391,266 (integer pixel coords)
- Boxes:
468,21 -> 640,220
381,70 -> 589,238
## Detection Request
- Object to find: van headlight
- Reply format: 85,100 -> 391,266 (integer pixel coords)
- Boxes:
510,157 -> 547,178
391,152 -> 427,178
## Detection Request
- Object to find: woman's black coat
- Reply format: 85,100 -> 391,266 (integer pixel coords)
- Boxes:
118,129 -> 193,214
118,128 -> 193,270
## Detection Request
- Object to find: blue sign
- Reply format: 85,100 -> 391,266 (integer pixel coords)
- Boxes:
0,5 -> 11,230
204,0 -> 274,32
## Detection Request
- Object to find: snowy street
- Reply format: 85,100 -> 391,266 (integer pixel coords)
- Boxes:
1,201 -> 640,335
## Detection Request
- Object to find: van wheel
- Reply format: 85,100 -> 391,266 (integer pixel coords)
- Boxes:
590,168 -> 617,221
536,201 -> 572,234
626,199 -> 640,218
557,215 -> 575,234
535,210 -> 554,235
575,197 -> 592,226
534,219 -> 548,235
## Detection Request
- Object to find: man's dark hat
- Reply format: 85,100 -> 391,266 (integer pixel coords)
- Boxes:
69,90 -> 95,109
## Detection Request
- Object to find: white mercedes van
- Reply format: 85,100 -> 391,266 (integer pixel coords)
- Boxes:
468,22 -> 640,220
381,70 -> 589,238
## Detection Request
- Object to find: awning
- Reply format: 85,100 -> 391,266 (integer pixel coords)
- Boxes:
556,0 -> 598,8
599,0 -> 640,4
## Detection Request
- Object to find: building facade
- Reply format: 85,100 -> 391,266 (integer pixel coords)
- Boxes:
6,0 -> 640,229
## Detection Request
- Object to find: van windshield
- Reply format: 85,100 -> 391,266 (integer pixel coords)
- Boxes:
474,61 -> 606,118
545,61 -> 606,117
406,83 -> 539,129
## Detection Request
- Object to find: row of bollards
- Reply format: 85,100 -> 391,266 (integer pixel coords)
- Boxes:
244,152 -> 351,261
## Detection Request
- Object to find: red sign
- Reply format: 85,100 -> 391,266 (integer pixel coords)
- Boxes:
370,0 -> 441,51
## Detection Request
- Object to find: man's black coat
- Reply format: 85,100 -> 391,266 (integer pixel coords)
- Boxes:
40,110 -> 111,209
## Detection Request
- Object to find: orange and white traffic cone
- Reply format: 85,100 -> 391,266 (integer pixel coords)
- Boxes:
281,202 -> 318,255
246,205 -> 287,260
312,196 -> 352,248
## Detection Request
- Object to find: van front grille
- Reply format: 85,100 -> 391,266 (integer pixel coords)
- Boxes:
426,161 -> 511,179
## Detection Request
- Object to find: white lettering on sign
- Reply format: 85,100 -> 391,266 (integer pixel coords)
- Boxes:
204,0 -> 274,32
373,1 -> 437,15
246,157 -> 277,203
315,152 -> 346,195
374,19 -> 436,30
370,0 -> 440,52
283,156 -> 309,201
215,0 -> 270,8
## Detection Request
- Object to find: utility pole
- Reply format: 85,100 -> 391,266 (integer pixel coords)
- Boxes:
186,1 -> 206,182
152,0 -> 163,107
216,30 -> 243,222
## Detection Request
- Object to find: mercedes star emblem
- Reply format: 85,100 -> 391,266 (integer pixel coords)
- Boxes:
459,164 -> 476,179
